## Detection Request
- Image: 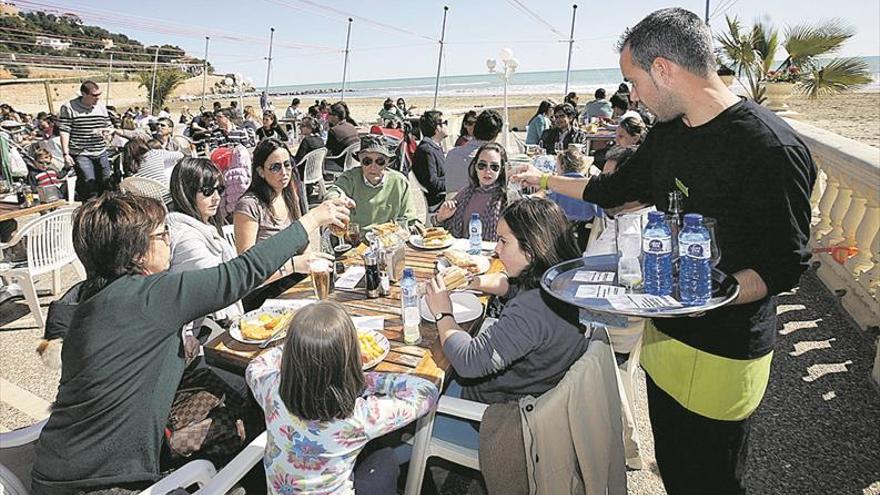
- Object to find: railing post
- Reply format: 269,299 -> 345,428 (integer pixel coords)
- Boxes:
814,175 -> 839,243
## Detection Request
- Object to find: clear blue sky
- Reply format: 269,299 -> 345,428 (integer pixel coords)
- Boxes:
18,0 -> 880,85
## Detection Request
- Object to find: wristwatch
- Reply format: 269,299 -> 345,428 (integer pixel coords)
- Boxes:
434,312 -> 454,322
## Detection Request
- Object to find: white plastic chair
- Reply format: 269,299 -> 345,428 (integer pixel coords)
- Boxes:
65,174 -> 76,203
138,460 -> 217,495
0,208 -> 84,332
297,147 -> 328,201
324,143 -> 361,177
194,432 -> 267,495
221,224 -> 236,248
407,171 -> 428,224
0,419 -> 48,495
120,176 -> 170,205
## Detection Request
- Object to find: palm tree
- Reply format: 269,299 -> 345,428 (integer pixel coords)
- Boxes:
716,16 -> 872,101
136,69 -> 188,113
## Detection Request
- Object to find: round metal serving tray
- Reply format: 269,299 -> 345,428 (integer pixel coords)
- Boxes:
541,254 -> 740,318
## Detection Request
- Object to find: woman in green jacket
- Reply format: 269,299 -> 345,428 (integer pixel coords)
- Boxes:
31,192 -> 351,494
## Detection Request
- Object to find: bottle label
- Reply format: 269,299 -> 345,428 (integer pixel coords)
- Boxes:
643,236 -> 672,254
680,240 -> 710,259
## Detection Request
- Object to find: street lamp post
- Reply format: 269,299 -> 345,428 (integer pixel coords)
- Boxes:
486,48 -> 518,152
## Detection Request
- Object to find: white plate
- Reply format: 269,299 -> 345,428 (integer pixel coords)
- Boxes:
229,307 -> 296,344
358,329 -> 390,370
436,254 -> 491,276
419,292 -> 484,323
409,234 -> 454,250
449,238 -> 496,254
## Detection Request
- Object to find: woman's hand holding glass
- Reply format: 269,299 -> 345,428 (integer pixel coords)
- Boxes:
435,200 -> 457,223
300,197 -> 355,234
509,163 -> 544,188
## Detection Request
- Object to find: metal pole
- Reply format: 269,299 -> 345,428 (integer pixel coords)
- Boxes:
264,27 -> 275,97
563,4 -> 578,96
503,71 -> 510,151
340,18 -> 352,101
106,52 -> 113,105
432,6 -> 449,110
705,0 -> 710,24
201,36 -> 209,109
149,45 -> 159,114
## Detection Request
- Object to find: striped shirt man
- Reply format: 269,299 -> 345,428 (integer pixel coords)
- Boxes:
58,97 -> 111,157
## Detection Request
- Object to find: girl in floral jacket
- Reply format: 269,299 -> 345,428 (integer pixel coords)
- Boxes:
246,301 -> 439,495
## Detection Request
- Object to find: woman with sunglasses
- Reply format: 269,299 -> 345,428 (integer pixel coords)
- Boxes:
435,142 -> 508,241
234,138 -> 331,310
256,110 -> 289,142
167,158 -> 241,358
454,110 -> 477,147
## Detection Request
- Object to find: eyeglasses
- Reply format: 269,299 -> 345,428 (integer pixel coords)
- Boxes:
89,92 -> 102,97
199,184 -> 226,196
464,120 -> 476,126
156,123 -> 169,128
440,120 -> 449,126
149,225 -> 171,245
553,114 -> 568,119
360,157 -> 387,167
266,160 -> 293,173
476,161 -> 501,172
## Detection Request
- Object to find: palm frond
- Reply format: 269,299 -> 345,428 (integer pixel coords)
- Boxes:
784,19 -> 854,64
798,57 -> 874,99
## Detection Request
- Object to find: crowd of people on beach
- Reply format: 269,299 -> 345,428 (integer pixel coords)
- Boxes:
0,7 -> 819,495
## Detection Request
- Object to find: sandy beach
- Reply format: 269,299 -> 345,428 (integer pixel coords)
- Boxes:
1,75 -> 877,148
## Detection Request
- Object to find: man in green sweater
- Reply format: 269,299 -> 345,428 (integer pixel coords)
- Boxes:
326,134 -> 417,230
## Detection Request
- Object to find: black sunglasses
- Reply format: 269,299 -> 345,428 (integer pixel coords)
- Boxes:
266,160 -> 293,173
554,113 -> 568,119
199,184 -> 226,196
361,157 -> 387,167
464,120 -> 476,126
476,161 -> 501,172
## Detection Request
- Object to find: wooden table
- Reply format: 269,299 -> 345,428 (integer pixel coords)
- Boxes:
204,244 -> 503,388
0,199 -> 71,222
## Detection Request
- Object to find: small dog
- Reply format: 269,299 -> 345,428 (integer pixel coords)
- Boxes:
36,338 -> 63,370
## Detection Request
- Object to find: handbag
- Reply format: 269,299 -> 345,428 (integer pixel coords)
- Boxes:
165,368 -> 246,464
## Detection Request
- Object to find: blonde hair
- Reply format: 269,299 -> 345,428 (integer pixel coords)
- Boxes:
244,105 -> 256,120
557,148 -> 588,175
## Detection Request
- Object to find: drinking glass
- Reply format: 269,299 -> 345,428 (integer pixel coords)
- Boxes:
331,219 -> 351,252
309,258 -> 333,299
345,223 -> 361,247
702,217 -> 721,267
618,257 -> 642,293
554,140 -> 564,155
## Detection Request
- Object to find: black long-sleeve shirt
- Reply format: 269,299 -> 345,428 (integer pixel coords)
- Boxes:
412,138 -> 447,208
583,99 -> 816,360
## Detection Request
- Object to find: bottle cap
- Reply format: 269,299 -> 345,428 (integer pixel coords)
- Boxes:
403,267 -> 413,279
683,213 -> 703,225
471,213 -> 480,220
648,211 -> 665,222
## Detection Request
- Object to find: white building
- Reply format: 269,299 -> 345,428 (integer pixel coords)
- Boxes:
35,36 -> 71,51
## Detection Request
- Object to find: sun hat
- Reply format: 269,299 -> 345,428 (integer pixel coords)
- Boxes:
355,134 -> 395,159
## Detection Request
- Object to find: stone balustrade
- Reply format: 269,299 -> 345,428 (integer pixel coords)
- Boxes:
786,118 -> 880,384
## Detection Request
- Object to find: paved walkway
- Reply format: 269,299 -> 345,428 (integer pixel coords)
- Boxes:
1,266 -> 878,494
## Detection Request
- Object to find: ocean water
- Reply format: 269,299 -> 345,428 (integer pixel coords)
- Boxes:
270,56 -> 880,99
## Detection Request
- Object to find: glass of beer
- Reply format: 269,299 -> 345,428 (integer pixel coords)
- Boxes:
309,258 -> 333,299
345,223 -> 361,247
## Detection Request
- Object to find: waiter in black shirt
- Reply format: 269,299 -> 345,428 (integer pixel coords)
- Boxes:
514,8 -> 816,495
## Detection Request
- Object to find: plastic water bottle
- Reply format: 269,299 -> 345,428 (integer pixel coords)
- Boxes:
468,213 -> 482,255
642,211 -> 673,296
678,213 -> 712,305
400,268 -> 421,344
